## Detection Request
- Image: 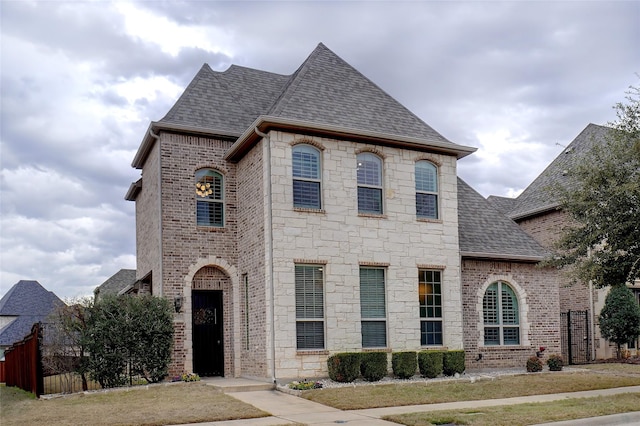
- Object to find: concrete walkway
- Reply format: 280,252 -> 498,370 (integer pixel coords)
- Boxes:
180,381 -> 640,426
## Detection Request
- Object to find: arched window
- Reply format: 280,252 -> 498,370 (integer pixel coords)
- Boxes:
196,169 -> 224,227
415,161 -> 438,219
357,152 -> 383,214
483,281 -> 520,345
292,144 -> 322,209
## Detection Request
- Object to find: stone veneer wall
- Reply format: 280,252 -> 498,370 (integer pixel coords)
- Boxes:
461,259 -> 561,369
236,140 -> 268,378
158,133 -> 238,377
266,131 -> 464,379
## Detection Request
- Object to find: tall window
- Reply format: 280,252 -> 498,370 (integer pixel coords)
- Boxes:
295,265 -> 325,350
196,169 -> 224,227
483,281 -> 520,345
419,270 -> 443,345
360,267 -> 387,348
415,161 -> 438,219
357,153 -> 383,214
292,145 -> 322,209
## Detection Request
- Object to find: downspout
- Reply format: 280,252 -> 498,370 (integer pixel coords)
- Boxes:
255,127 -> 277,385
149,128 -> 163,297
587,248 -> 595,360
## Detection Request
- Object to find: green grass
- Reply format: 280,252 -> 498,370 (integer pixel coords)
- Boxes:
303,372 -> 640,409
384,392 -> 640,425
0,382 -> 269,426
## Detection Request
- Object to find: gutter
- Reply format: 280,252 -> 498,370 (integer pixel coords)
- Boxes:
254,126 -> 277,385
509,203 -> 561,221
460,251 -> 544,262
225,115 -> 477,162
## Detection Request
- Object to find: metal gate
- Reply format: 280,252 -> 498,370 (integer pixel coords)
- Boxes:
560,310 -> 591,364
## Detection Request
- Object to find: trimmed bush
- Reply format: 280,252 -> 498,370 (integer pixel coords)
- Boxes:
360,352 -> 388,382
526,356 -> 543,372
392,351 -> 417,379
327,353 -> 361,383
418,351 -> 443,378
443,350 -> 465,376
547,354 -> 564,371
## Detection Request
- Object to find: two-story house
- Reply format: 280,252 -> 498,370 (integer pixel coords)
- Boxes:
126,43 -> 560,380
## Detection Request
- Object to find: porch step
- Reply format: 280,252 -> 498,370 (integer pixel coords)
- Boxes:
202,377 -> 276,393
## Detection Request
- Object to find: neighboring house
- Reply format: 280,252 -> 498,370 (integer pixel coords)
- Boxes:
93,269 -> 137,302
488,123 -> 640,360
125,43 -> 560,379
0,280 -> 65,358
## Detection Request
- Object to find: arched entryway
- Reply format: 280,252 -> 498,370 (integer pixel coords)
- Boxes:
191,266 -> 232,377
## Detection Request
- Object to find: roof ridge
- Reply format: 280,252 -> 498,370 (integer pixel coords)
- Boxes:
267,43 -> 324,115
161,64 -> 214,122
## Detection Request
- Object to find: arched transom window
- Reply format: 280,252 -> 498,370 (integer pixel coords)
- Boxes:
292,144 -> 322,209
415,161 -> 438,219
483,281 -> 520,345
356,152 -> 383,214
196,169 -> 224,227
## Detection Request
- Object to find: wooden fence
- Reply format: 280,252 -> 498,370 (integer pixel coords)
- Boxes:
4,323 -> 44,397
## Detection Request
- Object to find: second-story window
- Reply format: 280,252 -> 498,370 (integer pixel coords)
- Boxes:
196,169 -> 224,227
415,161 -> 438,219
292,144 -> 322,209
357,152 -> 383,214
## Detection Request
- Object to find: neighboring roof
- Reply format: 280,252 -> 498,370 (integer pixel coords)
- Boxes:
457,178 -> 549,261
131,43 -> 475,169
506,124 -> 614,220
94,269 -> 136,297
0,280 -> 64,347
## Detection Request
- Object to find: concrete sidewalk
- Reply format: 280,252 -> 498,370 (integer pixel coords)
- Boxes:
180,384 -> 640,426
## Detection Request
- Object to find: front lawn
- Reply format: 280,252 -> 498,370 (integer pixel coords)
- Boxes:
302,372 -> 640,410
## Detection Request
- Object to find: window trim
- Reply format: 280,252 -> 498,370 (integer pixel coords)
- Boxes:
294,263 -> 326,350
195,169 -> 224,227
292,144 -> 322,210
359,266 -> 388,348
419,269 -> 443,346
482,280 -> 520,346
356,152 -> 384,215
415,160 -> 439,219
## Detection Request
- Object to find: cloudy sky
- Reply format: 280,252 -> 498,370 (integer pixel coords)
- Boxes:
1,1 -> 638,299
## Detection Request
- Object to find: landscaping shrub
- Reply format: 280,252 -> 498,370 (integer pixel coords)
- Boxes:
443,350 -> 465,376
547,354 -> 564,371
526,356 -> 543,372
327,353 -> 361,382
360,352 -> 388,382
418,350 -> 443,378
392,351 -> 417,379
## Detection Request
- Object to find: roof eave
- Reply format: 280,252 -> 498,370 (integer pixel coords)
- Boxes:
131,122 -> 242,169
224,115 -> 477,162
510,203 -> 561,221
124,179 -> 142,202
461,251 -> 544,262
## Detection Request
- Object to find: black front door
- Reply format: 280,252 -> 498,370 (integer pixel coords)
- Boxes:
192,290 -> 224,376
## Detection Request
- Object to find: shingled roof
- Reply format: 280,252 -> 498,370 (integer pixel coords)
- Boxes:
458,178 -> 549,261
0,280 -> 64,347
131,43 -> 475,168
505,124 -> 614,220
93,269 -> 136,299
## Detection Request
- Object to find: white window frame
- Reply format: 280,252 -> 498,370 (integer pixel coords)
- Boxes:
292,144 -> 322,209
415,161 -> 439,219
195,169 -> 224,227
295,264 -> 325,350
359,267 -> 387,348
356,152 -> 384,215
483,281 -> 520,346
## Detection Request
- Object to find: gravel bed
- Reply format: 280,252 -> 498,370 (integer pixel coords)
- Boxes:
280,367 -> 589,391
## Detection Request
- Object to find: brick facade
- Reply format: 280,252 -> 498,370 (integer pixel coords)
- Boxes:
461,259 -> 561,369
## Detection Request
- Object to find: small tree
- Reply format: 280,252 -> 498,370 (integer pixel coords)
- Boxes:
598,285 -> 640,358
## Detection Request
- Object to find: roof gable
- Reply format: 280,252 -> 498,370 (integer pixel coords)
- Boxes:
458,178 -> 548,261
267,43 -> 453,144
